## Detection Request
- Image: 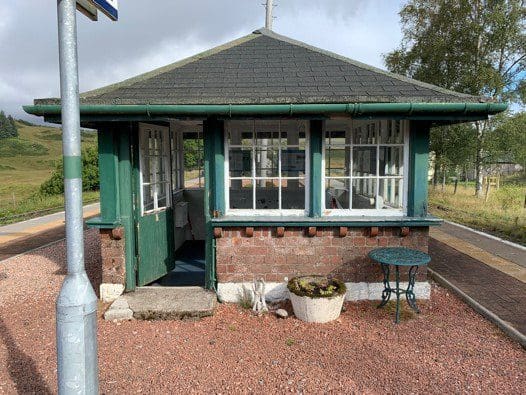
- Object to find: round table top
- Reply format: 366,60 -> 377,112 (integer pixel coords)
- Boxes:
368,247 -> 431,266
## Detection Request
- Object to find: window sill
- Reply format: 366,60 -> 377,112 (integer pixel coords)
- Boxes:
211,215 -> 442,227
86,216 -> 121,229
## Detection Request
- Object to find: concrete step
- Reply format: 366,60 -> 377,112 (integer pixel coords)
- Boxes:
104,286 -> 217,321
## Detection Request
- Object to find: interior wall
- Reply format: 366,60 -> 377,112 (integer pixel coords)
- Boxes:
170,120 -> 206,244
172,190 -> 187,251
184,189 -> 206,240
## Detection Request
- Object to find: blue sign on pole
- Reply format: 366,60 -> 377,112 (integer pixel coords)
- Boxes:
92,0 -> 118,21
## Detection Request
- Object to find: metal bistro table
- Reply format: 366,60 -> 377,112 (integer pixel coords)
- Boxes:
368,247 -> 431,323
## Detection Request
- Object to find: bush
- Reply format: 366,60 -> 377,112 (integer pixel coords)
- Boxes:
40,146 -> 99,195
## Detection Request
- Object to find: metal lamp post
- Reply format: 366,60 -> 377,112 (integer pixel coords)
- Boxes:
56,0 -> 99,393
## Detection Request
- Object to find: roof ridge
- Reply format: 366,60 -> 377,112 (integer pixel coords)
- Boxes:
79,31 -> 261,100
254,28 -> 485,102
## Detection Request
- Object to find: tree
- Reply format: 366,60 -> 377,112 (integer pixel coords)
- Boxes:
0,111 -> 18,139
430,124 -> 477,190
40,146 -> 99,195
385,0 -> 526,196
488,112 -> 526,172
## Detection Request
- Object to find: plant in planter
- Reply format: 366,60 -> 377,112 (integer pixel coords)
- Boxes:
287,275 -> 347,323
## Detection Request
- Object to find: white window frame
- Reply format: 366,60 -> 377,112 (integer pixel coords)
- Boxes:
138,123 -> 172,216
224,120 -> 310,216
170,128 -> 184,194
322,119 -> 409,217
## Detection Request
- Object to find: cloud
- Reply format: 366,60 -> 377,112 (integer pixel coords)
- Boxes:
0,0 -> 403,121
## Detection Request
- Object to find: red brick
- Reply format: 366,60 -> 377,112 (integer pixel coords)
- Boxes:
366,237 -> 378,247
378,237 -> 388,246
354,237 -> 366,246
215,226 -> 429,284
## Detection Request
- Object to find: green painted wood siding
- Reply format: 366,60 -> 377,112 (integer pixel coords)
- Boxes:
97,127 -> 119,223
407,121 -> 430,217
119,126 -> 138,291
203,118 -> 225,289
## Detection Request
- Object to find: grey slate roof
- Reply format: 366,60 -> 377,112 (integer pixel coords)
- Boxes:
36,28 -> 488,105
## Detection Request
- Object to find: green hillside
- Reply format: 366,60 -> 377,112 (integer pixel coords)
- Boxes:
0,121 -> 98,222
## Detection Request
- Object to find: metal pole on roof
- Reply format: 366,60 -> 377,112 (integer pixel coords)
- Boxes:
56,0 -> 99,393
265,0 -> 274,30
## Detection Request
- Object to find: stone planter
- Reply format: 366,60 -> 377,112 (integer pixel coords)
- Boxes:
289,292 -> 345,323
287,275 -> 346,323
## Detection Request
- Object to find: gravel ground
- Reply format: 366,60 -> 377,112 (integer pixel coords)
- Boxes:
0,229 -> 525,394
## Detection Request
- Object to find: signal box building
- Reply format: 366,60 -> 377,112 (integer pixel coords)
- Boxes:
25,28 -> 506,302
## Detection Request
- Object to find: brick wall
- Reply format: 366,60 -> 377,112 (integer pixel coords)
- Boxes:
99,227 -> 126,287
215,227 -> 428,284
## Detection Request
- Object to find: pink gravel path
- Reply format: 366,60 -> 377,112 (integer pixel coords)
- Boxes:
0,229 -> 524,394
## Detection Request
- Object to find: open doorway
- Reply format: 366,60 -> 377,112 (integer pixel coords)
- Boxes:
157,120 -> 205,286
136,121 -> 206,287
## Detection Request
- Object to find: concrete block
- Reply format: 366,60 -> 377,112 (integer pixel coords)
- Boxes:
100,283 -> 124,302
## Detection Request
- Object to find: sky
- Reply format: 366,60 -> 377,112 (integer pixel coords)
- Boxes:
0,0 -> 405,122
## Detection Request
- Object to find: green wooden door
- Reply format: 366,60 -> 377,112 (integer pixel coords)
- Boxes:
136,123 -> 175,286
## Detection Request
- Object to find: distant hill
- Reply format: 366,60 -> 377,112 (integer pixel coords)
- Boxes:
0,121 -> 97,210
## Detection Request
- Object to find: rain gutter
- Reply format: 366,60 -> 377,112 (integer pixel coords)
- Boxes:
23,102 -> 507,119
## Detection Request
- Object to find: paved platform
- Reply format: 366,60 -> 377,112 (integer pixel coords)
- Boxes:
107,286 -> 217,321
429,223 -> 526,346
0,203 -> 99,261
435,221 -> 526,268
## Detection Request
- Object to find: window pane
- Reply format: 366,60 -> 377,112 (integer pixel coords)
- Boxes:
380,146 -> 404,176
282,148 -> 306,177
157,182 -> 169,209
379,120 -> 404,144
228,120 -> 253,146
255,148 -> 278,177
255,120 -> 280,146
158,156 -> 167,183
229,148 -> 252,177
352,147 -> 377,176
142,154 -> 151,184
353,122 -> 377,144
379,178 -> 403,209
325,120 -> 349,146
256,179 -> 279,209
325,178 -> 350,209
325,129 -> 346,146
281,178 -> 305,209
325,147 -> 348,177
229,179 -> 253,209
352,178 -> 376,209
281,120 -> 307,148
143,185 -> 154,212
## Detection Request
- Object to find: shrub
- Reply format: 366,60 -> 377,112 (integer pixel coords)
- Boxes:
40,146 -> 99,195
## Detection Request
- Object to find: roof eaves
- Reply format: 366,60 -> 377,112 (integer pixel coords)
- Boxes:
253,28 -> 491,103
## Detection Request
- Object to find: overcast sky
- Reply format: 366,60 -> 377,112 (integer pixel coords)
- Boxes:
0,0 -> 405,121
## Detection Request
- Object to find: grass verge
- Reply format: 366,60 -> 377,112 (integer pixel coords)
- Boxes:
428,181 -> 526,245
0,191 -> 99,225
